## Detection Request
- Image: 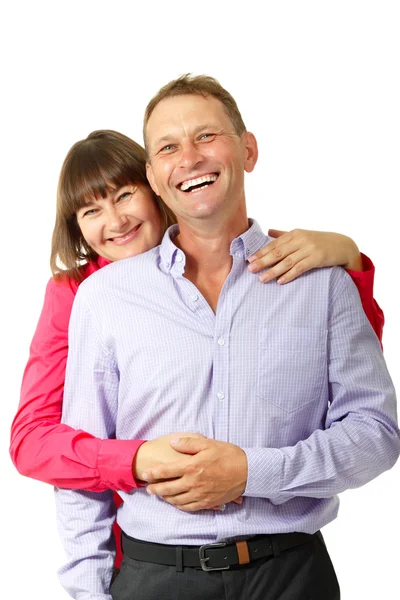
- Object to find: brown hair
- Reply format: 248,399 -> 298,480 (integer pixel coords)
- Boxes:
50,129 -> 176,282
143,74 -> 247,152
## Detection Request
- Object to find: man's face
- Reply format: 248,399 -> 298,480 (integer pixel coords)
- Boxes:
145,94 -> 257,226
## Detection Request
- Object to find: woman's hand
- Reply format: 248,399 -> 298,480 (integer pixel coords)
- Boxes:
248,228 -> 363,284
133,433 -> 205,480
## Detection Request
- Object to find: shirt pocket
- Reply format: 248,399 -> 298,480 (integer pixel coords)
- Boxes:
257,327 -> 327,413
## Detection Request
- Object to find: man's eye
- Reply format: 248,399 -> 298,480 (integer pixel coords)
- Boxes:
160,144 -> 175,153
199,133 -> 216,141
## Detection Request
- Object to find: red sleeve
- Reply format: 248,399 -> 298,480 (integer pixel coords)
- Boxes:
10,275 -> 144,492
346,253 -> 384,345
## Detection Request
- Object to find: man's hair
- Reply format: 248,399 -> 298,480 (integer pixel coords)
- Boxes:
143,74 -> 247,152
50,129 -> 176,282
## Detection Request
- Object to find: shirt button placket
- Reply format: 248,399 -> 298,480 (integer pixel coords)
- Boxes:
214,323 -> 229,442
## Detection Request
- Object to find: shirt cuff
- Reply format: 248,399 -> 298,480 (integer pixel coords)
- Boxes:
243,447 -> 284,498
345,253 -> 374,301
97,439 -> 146,491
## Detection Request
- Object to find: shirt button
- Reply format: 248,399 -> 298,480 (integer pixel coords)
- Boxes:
176,254 -> 183,262
217,337 -> 225,346
165,262 -> 170,268
217,392 -> 225,401
191,294 -> 199,302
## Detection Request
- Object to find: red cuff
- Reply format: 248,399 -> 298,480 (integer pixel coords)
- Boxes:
346,253 -> 374,302
97,439 -> 146,491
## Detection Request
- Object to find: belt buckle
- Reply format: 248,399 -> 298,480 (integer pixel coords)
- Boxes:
199,542 -> 229,571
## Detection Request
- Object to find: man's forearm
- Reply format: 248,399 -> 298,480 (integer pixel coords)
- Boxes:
243,410 -> 399,502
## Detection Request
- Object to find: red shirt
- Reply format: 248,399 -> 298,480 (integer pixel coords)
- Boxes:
9,253 -> 383,566
10,257 -> 145,492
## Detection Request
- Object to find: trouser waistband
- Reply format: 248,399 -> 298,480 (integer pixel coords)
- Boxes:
121,530 -> 317,572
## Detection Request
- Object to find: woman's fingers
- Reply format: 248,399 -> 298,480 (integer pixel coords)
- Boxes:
258,250 -> 309,283
247,228 -> 351,283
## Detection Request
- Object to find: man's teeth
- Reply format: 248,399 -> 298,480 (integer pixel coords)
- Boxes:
180,174 -> 218,192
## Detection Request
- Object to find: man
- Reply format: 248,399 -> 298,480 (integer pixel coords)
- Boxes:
56,75 -> 399,599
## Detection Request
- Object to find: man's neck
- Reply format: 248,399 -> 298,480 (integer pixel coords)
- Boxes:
174,213 -> 249,312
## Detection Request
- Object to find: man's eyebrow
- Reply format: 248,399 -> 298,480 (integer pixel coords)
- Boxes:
152,134 -> 176,146
152,124 -> 222,147
193,123 -> 221,133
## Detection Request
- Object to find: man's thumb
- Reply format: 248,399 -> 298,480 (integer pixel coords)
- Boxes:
170,436 -> 206,454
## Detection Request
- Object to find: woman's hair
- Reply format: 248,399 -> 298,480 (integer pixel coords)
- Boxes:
50,129 -> 176,282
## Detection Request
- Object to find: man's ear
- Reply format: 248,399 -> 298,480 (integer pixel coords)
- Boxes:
146,162 -> 160,196
243,132 -> 258,173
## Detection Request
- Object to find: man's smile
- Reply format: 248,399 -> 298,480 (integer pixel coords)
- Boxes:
178,173 -> 219,192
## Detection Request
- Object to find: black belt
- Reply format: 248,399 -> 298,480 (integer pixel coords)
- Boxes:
121,531 -> 316,572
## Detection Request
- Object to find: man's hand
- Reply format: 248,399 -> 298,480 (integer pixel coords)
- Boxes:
143,437 -> 248,512
133,433 -> 205,480
248,228 -> 363,284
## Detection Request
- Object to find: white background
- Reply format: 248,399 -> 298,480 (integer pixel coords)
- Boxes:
1,1 -> 399,598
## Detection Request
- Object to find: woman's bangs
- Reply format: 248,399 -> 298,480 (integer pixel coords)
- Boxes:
65,159 -> 133,213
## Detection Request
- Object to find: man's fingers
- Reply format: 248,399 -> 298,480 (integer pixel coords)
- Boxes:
147,477 -> 187,497
170,436 -> 208,455
143,461 -> 187,483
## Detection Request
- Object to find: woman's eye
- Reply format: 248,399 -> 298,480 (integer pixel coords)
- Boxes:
117,192 -> 132,202
81,208 -> 98,217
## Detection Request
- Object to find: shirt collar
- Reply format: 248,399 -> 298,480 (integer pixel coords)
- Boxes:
159,220 -> 270,273
230,219 -> 269,259
159,224 -> 182,272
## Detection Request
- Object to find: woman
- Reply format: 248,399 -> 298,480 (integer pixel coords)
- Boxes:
10,130 -> 383,567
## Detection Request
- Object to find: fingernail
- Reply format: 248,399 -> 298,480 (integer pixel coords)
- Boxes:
277,277 -> 285,284
146,487 -> 154,495
259,274 -> 270,283
248,263 -> 257,272
247,255 -> 256,263
170,438 -> 180,445
142,472 -> 148,480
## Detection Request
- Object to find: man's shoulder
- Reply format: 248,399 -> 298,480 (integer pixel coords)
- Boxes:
78,247 -> 161,294
265,265 -> 356,311
270,264 -> 351,291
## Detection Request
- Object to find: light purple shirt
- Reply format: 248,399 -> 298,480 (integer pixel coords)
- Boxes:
56,221 -> 399,600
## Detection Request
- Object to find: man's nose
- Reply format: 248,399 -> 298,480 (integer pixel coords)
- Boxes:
178,142 -> 202,169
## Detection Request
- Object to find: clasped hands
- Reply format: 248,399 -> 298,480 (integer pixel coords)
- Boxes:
134,434 -> 248,512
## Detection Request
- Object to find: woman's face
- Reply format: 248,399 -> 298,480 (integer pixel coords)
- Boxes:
76,183 -> 164,262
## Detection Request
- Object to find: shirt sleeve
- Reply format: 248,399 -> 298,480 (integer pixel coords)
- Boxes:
345,253 -> 384,344
9,277 -> 143,492
244,268 -> 399,502
56,288 -> 118,599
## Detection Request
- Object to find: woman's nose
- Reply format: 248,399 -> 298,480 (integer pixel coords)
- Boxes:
107,207 -> 129,231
